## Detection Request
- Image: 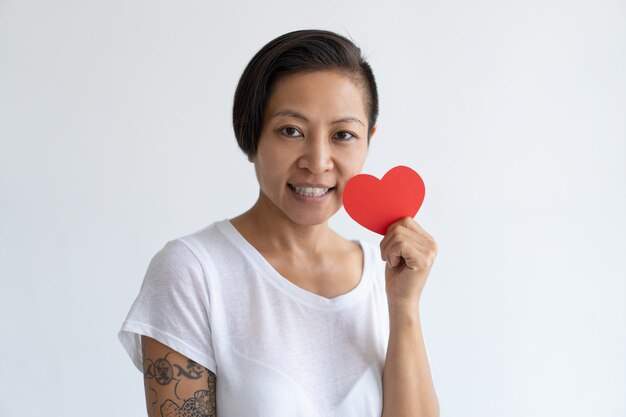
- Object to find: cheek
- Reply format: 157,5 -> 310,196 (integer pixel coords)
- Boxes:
254,148 -> 291,185
339,146 -> 368,174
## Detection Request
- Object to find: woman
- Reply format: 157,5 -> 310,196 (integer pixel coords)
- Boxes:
119,29 -> 439,417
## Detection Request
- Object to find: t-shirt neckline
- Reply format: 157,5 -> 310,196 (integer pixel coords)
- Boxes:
217,219 -> 373,310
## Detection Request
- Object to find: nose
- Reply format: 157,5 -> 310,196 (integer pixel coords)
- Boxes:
298,135 -> 334,174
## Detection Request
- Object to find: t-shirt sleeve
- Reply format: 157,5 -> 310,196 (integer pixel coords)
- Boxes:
118,239 -> 217,374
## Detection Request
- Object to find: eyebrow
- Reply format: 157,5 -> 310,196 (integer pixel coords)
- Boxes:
270,109 -> 365,127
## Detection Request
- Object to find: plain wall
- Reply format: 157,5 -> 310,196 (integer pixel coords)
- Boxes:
1,0 -> 625,416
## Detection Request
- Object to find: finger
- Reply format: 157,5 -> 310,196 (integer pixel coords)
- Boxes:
400,240 -> 435,270
392,217 -> 433,240
380,217 -> 415,244
380,226 -> 417,262
383,228 -> 438,269
384,218 -> 438,259
384,240 -> 422,270
380,218 -> 436,261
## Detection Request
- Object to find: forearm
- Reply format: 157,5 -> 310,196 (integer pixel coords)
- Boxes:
381,304 -> 439,417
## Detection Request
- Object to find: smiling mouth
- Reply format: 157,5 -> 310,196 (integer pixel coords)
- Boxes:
287,184 -> 335,197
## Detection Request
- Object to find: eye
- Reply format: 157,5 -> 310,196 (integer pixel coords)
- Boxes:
279,126 -> 303,138
334,131 -> 357,141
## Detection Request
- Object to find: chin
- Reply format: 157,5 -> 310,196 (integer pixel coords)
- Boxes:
286,208 -> 337,227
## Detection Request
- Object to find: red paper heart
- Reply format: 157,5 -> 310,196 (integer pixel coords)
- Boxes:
342,166 -> 425,235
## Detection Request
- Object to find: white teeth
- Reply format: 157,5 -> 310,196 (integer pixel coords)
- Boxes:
291,185 -> 330,197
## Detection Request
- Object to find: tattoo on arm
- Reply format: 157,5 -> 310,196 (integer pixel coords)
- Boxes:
161,372 -> 217,417
142,344 -> 216,417
160,373 -> 216,417
144,355 -> 205,385
175,359 -> 205,379
144,354 -> 174,385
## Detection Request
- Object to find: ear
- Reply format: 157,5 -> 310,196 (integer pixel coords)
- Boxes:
368,125 -> 377,143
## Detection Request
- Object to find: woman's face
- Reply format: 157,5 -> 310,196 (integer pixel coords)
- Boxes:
251,70 -> 374,227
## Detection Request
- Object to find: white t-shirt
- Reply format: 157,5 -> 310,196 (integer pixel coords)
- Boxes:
119,219 -> 390,417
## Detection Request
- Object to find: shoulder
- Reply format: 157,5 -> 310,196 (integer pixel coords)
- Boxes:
148,219 -> 256,291
174,219 -> 241,262
150,219 -> 233,269
358,239 -> 382,263
332,231 -> 383,271
358,239 -> 386,284
144,220 -> 232,288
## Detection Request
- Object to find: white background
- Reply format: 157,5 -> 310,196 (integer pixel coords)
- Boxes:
1,0 -> 625,416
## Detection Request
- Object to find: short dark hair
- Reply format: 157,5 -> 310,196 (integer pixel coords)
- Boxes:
232,29 -> 379,157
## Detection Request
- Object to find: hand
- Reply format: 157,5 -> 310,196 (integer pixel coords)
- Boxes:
380,217 -> 438,310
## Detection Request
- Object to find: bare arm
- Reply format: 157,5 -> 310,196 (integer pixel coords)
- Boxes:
381,306 -> 439,417
141,335 -> 216,417
379,217 -> 440,417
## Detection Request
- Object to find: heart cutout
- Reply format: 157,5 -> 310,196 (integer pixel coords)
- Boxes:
342,166 -> 425,235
